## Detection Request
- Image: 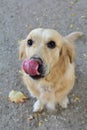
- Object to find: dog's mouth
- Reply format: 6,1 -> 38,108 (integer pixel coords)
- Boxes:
30,62 -> 45,79
22,57 -> 46,80
30,74 -> 44,80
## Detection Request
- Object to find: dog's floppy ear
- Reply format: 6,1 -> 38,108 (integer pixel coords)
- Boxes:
19,40 -> 26,60
64,32 -> 83,42
60,42 -> 75,63
60,32 -> 83,63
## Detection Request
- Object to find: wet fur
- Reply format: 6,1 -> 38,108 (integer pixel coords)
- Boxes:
19,28 -> 82,112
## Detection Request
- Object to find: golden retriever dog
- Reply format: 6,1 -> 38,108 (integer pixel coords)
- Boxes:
19,28 -> 82,112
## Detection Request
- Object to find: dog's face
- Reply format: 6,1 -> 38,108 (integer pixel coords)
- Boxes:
19,28 -> 79,79
19,28 -> 64,79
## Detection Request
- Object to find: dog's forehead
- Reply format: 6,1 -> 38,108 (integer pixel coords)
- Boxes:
28,28 -> 62,41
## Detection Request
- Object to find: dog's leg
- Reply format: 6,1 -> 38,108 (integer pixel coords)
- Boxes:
46,102 -> 56,110
58,96 -> 69,108
33,100 -> 44,112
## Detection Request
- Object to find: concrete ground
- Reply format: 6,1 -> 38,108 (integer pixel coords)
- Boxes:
0,0 -> 87,130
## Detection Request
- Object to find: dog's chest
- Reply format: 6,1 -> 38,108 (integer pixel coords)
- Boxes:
36,83 -> 56,103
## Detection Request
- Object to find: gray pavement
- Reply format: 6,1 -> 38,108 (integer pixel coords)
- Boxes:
0,0 -> 87,130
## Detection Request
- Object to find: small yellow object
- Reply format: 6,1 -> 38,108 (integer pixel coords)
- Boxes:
38,121 -> 43,127
33,113 -> 38,119
27,115 -> 34,120
69,24 -> 74,29
71,13 -> 76,16
9,90 -> 27,103
44,118 -> 48,122
74,97 -> 80,102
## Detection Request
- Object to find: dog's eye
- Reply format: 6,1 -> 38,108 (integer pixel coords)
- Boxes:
47,41 -> 56,49
27,39 -> 33,46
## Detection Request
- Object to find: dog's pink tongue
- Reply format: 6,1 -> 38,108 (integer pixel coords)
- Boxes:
22,59 -> 40,76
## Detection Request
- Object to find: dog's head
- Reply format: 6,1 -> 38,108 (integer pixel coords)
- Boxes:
19,28 -> 82,80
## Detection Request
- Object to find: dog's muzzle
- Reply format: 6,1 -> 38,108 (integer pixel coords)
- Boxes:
22,57 -> 45,79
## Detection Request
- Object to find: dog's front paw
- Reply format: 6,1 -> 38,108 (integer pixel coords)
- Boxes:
33,100 -> 43,112
59,96 -> 69,108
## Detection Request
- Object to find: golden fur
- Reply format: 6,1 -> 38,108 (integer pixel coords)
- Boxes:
19,28 -> 82,112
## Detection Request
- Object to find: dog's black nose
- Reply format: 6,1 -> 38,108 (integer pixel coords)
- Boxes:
31,57 -> 43,73
30,57 -> 43,65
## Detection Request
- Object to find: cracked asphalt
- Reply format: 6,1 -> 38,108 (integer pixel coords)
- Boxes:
0,0 -> 87,130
